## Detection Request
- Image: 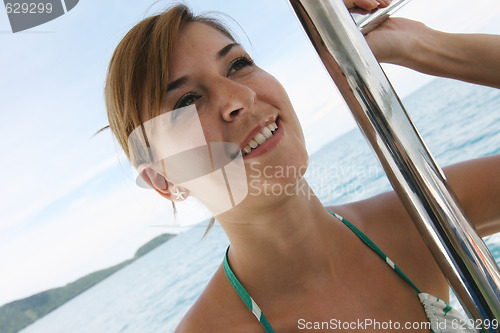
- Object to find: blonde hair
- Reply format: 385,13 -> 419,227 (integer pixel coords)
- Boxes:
105,4 -> 234,232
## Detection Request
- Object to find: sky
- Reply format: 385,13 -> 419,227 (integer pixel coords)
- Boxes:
1,0 -> 499,307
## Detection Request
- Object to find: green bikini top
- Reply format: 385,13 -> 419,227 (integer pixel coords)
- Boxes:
223,211 -> 473,333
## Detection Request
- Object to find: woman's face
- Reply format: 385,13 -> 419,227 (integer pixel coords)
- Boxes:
145,22 -> 309,211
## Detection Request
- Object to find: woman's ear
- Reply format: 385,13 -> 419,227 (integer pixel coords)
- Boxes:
137,164 -> 189,201
138,164 -> 168,193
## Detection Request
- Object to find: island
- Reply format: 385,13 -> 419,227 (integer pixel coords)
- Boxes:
0,233 -> 175,333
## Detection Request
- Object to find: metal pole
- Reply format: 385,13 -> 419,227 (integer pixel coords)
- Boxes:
349,0 -> 411,34
288,0 -> 500,329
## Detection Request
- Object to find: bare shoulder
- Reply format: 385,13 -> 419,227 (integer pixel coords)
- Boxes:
326,190 -> 422,269
174,264 -> 263,333
326,189 -> 410,235
327,191 -> 420,262
327,190 -> 449,299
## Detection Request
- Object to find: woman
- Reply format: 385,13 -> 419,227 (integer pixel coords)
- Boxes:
105,1 -> 500,331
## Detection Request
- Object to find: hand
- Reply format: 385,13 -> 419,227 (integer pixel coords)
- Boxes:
364,17 -> 432,65
343,0 -> 433,65
343,0 -> 392,11
363,17 -> 500,88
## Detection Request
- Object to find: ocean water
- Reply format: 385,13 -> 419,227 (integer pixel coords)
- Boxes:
22,78 -> 500,332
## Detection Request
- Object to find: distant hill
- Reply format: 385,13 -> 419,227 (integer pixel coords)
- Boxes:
0,233 -> 175,333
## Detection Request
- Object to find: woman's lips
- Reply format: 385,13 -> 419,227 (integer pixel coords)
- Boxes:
242,117 -> 282,159
241,116 -> 277,149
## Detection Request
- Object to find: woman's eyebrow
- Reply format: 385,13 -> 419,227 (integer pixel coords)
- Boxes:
167,43 -> 241,93
167,76 -> 188,92
217,42 -> 241,60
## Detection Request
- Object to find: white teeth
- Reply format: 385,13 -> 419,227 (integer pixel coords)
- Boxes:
242,121 -> 279,156
254,133 -> 267,145
262,127 -> 273,139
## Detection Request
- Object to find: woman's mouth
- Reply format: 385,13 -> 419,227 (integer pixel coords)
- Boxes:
242,119 -> 280,157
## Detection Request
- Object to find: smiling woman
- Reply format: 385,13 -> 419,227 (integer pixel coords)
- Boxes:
104,2 -> 500,332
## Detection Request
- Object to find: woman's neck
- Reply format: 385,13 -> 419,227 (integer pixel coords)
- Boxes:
217,178 -> 346,294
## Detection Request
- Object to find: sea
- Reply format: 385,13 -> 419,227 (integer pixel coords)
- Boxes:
21,78 -> 500,332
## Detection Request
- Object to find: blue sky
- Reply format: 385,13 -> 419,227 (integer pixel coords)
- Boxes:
1,0 -> 499,306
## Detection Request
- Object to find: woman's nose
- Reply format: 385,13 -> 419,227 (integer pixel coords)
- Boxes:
215,78 -> 256,122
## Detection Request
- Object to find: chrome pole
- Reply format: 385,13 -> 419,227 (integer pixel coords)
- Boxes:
288,0 -> 500,329
349,0 -> 411,34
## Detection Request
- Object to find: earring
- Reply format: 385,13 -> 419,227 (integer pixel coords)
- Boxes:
172,187 -> 187,201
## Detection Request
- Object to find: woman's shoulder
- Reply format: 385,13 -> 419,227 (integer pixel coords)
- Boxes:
326,190 -> 449,299
174,264 -> 264,333
326,189 -> 410,234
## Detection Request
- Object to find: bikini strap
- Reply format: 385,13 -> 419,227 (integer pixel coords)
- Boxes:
328,210 -> 421,294
223,247 -> 275,333
222,211 -> 421,333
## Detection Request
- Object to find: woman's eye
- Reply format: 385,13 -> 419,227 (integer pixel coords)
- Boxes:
227,56 -> 254,76
174,92 -> 200,110
172,92 -> 200,121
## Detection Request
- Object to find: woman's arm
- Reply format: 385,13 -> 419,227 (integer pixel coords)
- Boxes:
343,1 -> 500,234
365,19 -> 500,233
360,11 -> 500,233
368,21 -> 500,234
443,155 -> 500,237
365,18 -> 500,88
